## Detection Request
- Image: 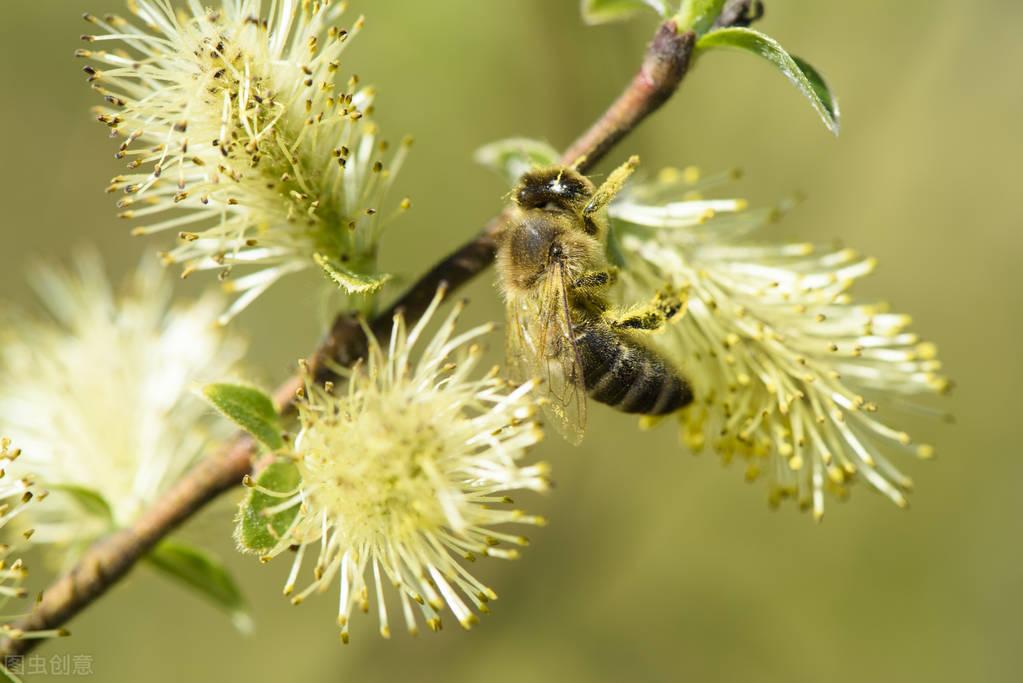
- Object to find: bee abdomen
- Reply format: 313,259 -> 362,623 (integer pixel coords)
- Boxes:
576,325 -> 693,415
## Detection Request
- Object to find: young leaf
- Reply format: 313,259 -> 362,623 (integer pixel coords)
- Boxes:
581,0 -> 670,25
47,484 -> 114,523
791,54 -> 841,130
202,383 -> 283,451
474,138 -> 561,187
147,539 -> 252,634
235,460 -> 302,555
696,27 -> 840,135
0,665 -> 22,683
314,253 -> 391,294
675,0 -> 727,35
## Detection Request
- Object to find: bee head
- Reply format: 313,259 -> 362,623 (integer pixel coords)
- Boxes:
514,166 -> 594,215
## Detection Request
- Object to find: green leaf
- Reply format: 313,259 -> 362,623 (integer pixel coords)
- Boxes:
0,665 -> 22,683
314,253 -> 391,294
474,138 -> 561,187
47,484 -> 114,523
581,0 -> 670,25
235,460 -> 302,555
791,54 -> 841,131
147,539 -> 251,634
202,383 -> 283,451
696,27 -> 840,135
675,0 -> 727,35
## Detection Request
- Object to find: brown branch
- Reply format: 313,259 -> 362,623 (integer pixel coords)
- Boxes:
0,15 -> 711,656
562,23 -> 694,167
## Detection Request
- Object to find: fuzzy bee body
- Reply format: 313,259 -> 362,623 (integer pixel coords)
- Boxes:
497,157 -> 692,441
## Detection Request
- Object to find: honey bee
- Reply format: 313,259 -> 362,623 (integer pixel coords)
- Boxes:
497,156 -> 693,443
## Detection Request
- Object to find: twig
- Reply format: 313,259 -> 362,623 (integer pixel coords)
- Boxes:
561,23 -> 694,167
0,13 -> 735,655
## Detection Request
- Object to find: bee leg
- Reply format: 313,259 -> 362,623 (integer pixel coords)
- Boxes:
573,267 -> 619,291
582,156 -> 640,216
607,307 -> 666,332
652,285 -> 688,321
606,286 -> 688,332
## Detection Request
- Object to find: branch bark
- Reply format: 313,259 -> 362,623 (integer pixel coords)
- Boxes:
1,16 -> 707,656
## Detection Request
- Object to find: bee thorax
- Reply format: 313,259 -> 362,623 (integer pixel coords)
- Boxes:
507,219 -> 558,270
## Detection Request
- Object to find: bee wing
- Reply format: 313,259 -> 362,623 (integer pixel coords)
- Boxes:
506,263 -> 587,444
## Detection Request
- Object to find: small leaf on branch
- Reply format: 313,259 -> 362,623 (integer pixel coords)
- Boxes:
675,0 -> 727,35
314,253 -> 391,294
474,138 -> 561,186
146,539 -> 251,633
202,383 -> 284,451
696,27 -> 840,135
0,665 -> 22,683
581,0 -> 671,25
790,54 -> 841,131
47,484 -> 114,524
235,460 -> 302,555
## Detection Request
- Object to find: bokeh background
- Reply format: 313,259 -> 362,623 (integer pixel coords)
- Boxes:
1,1 -> 1019,681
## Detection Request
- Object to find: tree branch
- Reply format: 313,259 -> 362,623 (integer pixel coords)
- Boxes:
1,16 -> 712,656
561,23 -> 694,167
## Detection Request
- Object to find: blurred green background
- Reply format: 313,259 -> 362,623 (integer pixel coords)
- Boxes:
1,1 -> 1019,681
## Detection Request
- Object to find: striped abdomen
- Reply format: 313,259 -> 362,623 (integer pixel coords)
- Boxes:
575,323 -> 693,415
